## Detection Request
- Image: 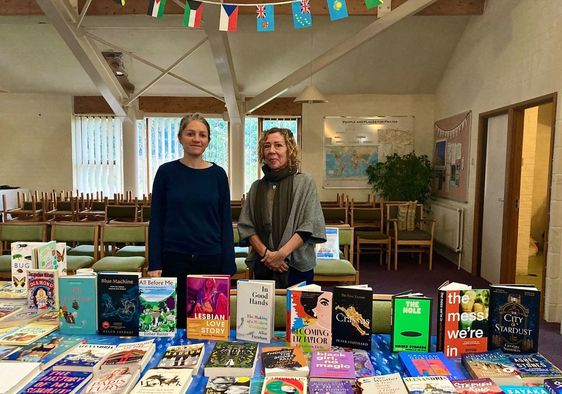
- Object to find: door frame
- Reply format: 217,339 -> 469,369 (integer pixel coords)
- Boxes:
473,93 -> 557,286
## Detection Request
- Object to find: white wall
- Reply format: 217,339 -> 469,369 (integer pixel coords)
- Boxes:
301,94 -> 435,201
435,0 -> 562,323
0,94 -> 73,192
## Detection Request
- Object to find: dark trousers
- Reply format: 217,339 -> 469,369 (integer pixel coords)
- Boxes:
254,262 -> 314,288
162,252 -> 223,329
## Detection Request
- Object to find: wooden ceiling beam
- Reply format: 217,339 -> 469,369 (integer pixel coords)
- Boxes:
1,0 -> 484,16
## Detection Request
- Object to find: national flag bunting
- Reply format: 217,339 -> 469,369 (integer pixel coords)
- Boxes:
327,0 -> 348,21
256,4 -> 274,32
364,0 -> 383,10
147,0 -> 167,18
183,0 -> 203,28
219,4 -> 239,32
113,0 -> 126,6
292,0 -> 312,29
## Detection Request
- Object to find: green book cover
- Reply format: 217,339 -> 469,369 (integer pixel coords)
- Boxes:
391,293 -> 432,352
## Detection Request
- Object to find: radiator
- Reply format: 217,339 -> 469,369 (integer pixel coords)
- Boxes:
428,201 -> 464,268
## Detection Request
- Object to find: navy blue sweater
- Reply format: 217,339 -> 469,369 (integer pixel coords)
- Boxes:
148,160 -> 235,274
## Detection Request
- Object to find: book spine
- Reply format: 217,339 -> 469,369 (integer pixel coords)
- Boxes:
437,289 -> 446,352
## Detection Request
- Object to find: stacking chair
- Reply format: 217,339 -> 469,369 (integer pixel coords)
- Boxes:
46,199 -> 77,222
7,194 -> 45,221
80,199 -> 107,221
0,222 -> 48,279
105,204 -> 139,223
314,224 -> 358,285
51,222 -> 99,273
92,223 -> 148,273
351,202 -> 391,270
140,206 -> 151,222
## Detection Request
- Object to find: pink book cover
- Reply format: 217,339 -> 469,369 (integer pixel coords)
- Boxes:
309,350 -> 355,380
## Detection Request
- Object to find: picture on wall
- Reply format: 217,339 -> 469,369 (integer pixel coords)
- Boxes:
323,116 -> 414,189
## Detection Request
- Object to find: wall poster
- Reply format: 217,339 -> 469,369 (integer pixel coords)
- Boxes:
323,116 -> 414,189
432,111 -> 471,202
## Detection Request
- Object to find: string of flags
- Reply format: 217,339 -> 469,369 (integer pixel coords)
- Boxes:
140,0 -> 384,32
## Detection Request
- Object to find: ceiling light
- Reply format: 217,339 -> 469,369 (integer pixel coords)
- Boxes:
294,85 -> 328,104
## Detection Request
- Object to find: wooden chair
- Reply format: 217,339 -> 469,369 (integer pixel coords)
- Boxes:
7,193 -> 45,221
51,221 -> 100,273
320,193 -> 346,208
351,201 -> 391,270
232,224 -> 250,280
322,196 -> 349,225
0,222 -> 48,279
46,199 -> 77,221
92,223 -> 148,273
80,198 -> 107,221
386,202 -> 436,271
140,206 -> 151,222
314,224 -> 358,285
105,204 -> 139,223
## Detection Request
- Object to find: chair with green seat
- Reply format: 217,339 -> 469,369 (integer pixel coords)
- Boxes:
314,224 -> 358,285
232,224 -> 250,280
0,222 -> 48,278
51,222 -> 99,273
351,202 -> 391,270
92,223 -> 148,273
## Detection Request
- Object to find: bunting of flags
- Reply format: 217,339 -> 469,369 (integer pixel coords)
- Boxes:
183,0 -> 203,28
256,5 -> 275,32
113,0 -> 126,6
219,5 -> 239,32
364,0 -> 383,9
292,0 -> 312,29
147,0 -> 167,18
327,0 -> 348,21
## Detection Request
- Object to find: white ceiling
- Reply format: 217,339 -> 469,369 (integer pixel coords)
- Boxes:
0,13 -> 470,97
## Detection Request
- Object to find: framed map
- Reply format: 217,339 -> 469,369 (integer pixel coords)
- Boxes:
323,116 -> 414,188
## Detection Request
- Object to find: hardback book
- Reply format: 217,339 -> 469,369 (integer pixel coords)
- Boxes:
289,285 -> 332,352
157,343 -> 205,371
285,281 -> 309,340
507,353 -> 562,384
391,291 -> 432,352
260,346 -> 309,377
0,307 -> 46,329
34,241 -> 67,276
236,279 -> 275,343
53,343 -> 117,373
489,284 -> 540,354
99,339 -> 155,372
205,376 -> 252,394
332,346 -> 375,378
331,284 -> 373,351
81,366 -> 140,394
139,277 -> 177,337
27,268 -> 59,310
11,241 -> 43,291
97,272 -> 141,336
21,370 -> 92,394
544,379 -> 562,394
309,380 -> 353,394
315,227 -> 340,259
186,275 -> 230,341
4,332 -> 83,369
309,350 -> 355,381
437,281 -> 490,357
357,373 -> 409,394
500,386 -> 548,394
451,378 -> 504,394
0,361 -> 42,394
402,376 -> 457,394
129,368 -> 193,394
399,351 -> 467,380
59,274 -> 97,335
0,322 -> 57,346
204,341 -> 259,377
462,350 -> 523,385
261,376 -> 307,394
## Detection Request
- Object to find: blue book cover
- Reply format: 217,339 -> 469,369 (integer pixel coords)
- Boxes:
97,272 -> 140,336
53,343 -> 116,372
59,275 -> 97,335
544,379 -> 562,394
500,386 -> 548,394
4,333 -> 84,369
508,354 -> 562,379
22,370 -> 92,393
399,351 -> 467,380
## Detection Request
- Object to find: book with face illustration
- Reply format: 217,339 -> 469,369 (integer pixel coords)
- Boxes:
186,275 -> 230,341
289,285 -> 332,352
27,268 -> 59,310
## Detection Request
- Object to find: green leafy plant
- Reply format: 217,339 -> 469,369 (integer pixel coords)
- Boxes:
366,152 -> 433,203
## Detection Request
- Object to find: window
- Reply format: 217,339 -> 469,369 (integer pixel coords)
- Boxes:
72,115 -> 124,195
138,117 -> 229,194
243,117 -> 300,193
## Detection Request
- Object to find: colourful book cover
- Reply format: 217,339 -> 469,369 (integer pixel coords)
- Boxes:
289,287 -> 332,352
139,277 -> 177,337
97,272 -> 140,336
544,379 -> 562,394
462,350 -> 522,385
332,285 -> 373,351
437,282 -> 490,357
261,376 -> 307,394
0,307 -> 45,329
391,292 -> 432,352
204,341 -> 259,377
508,353 -> 562,384
35,241 -> 67,276
129,368 -> 193,394
452,378 -> 504,394
403,376 -> 457,394
186,275 -> 230,341
59,275 -> 97,335
0,344 -> 18,359
261,346 -> 308,377
0,303 -> 21,320
81,366 -> 140,394
309,350 -> 355,380
332,346 -> 375,378
399,351 -> 466,380
0,322 -> 57,346
100,339 -> 155,371
358,373 -> 409,394
11,241 -> 42,291
309,380 -> 353,393
236,279 -> 275,343
285,281 -> 309,341
27,269 -> 59,310
489,285 -> 540,354
54,343 -> 116,372
500,386 -> 548,394
21,370 -> 92,394
205,377 -> 251,394
157,343 -> 205,371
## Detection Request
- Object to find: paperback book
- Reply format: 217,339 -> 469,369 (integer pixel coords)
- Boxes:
97,272 -> 141,336
489,284 -> 540,354
285,281 -> 309,340
27,268 -> 59,310
309,380 -> 353,394
402,376 -> 457,394
332,284 -> 373,351
186,275 -> 230,341
0,303 -> 21,320
236,279 -> 275,343
315,227 -> 340,259
260,376 -> 307,394
129,368 -> 193,394
437,281 -> 490,357
81,366 -> 140,394
11,242 -> 43,291
0,345 -> 18,359
500,386 -> 548,394
289,285 -> 332,352
21,370 -> 92,394
357,373 -> 408,394
391,291 -> 432,352
157,343 -> 205,371
0,361 -> 42,394
53,343 -> 116,373
0,322 -> 57,346
205,377 -> 251,394
309,350 -> 355,381
544,379 -> 562,394
100,339 -> 155,372
204,341 -> 259,377
451,378 -> 504,394
34,241 -> 67,276
139,277 -> 177,337
399,351 -> 466,380
59,274 -> 97,335
0,307 -> 46,329
508,353 -> 562,384
331,347 -> 375,378
462,350 -> 522,385
260,346 -> 309,377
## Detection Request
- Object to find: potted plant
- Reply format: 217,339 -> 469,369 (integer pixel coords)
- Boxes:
365,152 -> 433,203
